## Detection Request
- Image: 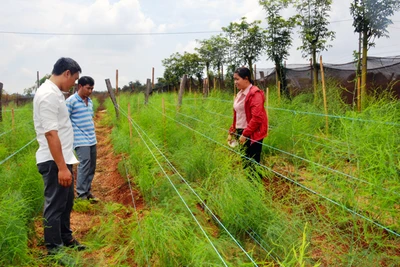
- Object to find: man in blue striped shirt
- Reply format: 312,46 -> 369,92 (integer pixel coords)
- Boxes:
66,76 -> 98,201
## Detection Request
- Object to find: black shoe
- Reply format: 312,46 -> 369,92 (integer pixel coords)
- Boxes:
76,195 -> 88,201
87,193 -> 99,203
64,239 -> 87,251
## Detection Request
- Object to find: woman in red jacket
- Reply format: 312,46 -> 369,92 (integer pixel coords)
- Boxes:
227,67 -> 268,165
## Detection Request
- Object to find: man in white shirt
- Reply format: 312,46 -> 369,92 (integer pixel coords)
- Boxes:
33,57 -> 86,254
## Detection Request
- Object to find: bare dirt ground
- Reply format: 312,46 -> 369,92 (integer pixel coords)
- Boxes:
69,107 -> 145,239
88,109 -> 144,208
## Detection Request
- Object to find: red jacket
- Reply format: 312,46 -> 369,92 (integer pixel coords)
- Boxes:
229,85 -> 268,144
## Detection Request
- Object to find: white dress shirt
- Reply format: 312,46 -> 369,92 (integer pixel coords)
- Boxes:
33,79 -> 79,165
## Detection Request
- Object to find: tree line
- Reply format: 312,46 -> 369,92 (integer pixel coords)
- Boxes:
16,0 -> 400,108
159,0 -> 400,106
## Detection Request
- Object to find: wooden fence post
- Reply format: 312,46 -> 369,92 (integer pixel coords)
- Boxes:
116,69 -> 119,95
145,79 -> 151,104
0,82 -> 3,122
178,74 -> 187,107
105,79 -> 119,120
203,78 -> 208,98
152,67 -> 155,89
116,69 -> 119,104
320,56 -> 329,134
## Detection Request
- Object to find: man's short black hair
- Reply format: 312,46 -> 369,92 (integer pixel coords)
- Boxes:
52,57 -> 82,76
78,76 -> 95,87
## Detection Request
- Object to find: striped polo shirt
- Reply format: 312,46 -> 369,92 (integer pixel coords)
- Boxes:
65,92 -> 97,148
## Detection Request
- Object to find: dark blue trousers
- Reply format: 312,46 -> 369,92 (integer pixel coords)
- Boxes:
37,161 -> 74,251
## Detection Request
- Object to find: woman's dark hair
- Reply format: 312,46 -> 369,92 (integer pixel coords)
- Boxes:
234,67 -> 254,84
78,76 -> 95,87
52,57 -> 82,76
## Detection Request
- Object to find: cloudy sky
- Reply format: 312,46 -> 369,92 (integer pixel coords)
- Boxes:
1,0 -> 400,94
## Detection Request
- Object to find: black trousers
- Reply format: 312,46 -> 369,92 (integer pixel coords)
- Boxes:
236,129 -> 263,164
37,161 -> 74,250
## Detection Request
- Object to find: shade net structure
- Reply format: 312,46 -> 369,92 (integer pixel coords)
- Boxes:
256,56 -> 400,103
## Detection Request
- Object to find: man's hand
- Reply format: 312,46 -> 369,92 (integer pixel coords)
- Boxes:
45,130 -> 72,187
58,168 -> 72,187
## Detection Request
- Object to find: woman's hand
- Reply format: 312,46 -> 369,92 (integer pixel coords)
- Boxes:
227,134 -> 232,142
239,135 -> 246,144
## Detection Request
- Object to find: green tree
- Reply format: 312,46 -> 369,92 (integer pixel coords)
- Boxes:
260,0 -> 297,98
155,77 -> 170,92
162,52 -> 205,92
350,0 -> 400,109
208,35 -> 230,85
223,23 -> 245,86
222,18 -> 267,82
162,52 -> 184,90
121,81 -> 144,93
196,38 -> 214,90
181,52 -> 204,91
295,0 -> 335,101
23,85 -> 36,96
196,34 -> 229,89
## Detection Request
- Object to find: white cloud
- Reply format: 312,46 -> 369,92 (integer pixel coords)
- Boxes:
208,19 -> 221,31
1,0 -> 400,94
181,0 -> 219,9
175,40 -> 198,54
0,0 -> 157,93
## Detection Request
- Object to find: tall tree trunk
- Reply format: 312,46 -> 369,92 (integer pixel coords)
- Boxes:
248,58 -> 254,82
206,62 -> 210,92
221,65 -> 224,89
280,64 -> 290,99
217,63 -> 221,89
361,29 -> 368,110
196,74 -> 203,92
312,49 -> 318,103
355,31 -> 362,110
275,59 -> 282,96
190,77 -> 193,93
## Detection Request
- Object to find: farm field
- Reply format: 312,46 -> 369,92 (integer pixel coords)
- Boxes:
0,87 -> 399,266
